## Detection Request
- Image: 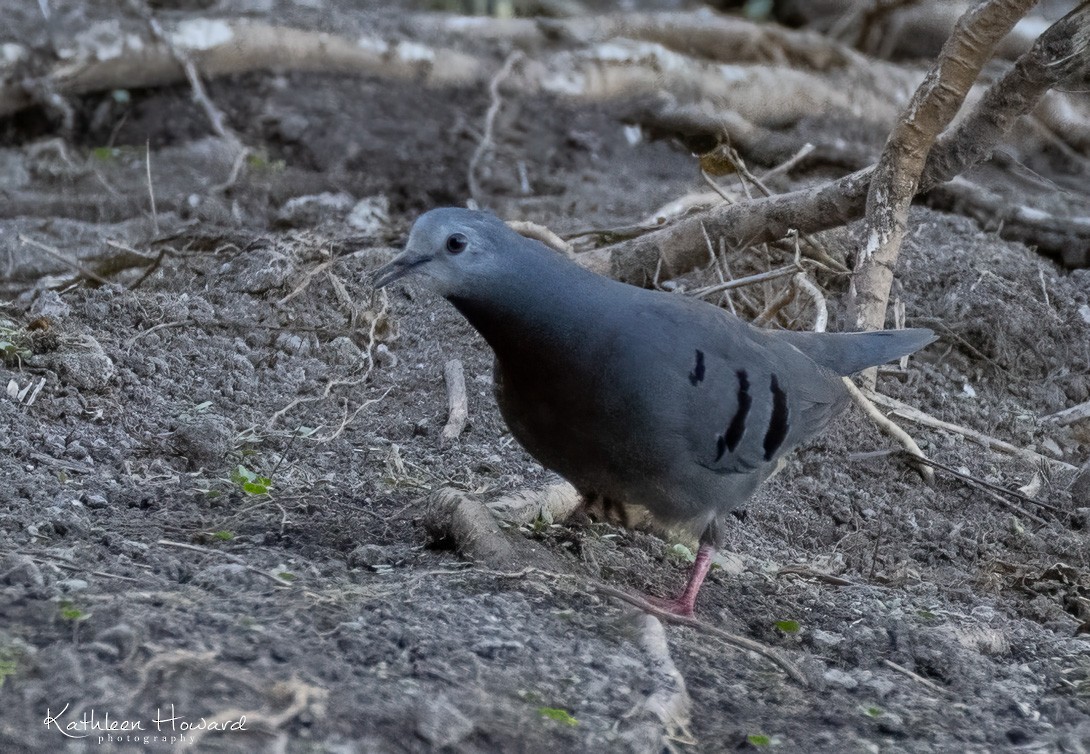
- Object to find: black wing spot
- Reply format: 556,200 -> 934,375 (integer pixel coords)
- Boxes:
715,370 -> 751,461
763,374 -> 790,461
689,349 -> 705,386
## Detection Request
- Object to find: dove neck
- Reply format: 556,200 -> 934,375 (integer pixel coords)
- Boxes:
446,251 -> 602,361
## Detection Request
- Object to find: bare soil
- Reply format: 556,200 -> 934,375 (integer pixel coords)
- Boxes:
1,2 -> 1089,753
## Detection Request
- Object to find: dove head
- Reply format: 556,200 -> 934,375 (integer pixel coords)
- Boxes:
372,208 -> 519,297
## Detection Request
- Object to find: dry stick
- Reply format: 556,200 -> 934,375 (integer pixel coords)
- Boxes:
26,554 -> 145,584
792,272 -> 828,333
881,658 -> 951,697
145,140 -> 159,234
157,539 -> 293,588
775,565 -> 855,587
440,359 -> 469,444
637,614 -> 696,747
843,377 -> 934,482
597,2 -> 1090,285
1046,400 -> 1090,426
850,0 -> 1040,389
902,453 -> 1052,525
467,51 -> 524,209
688,264 -> 799,299
125,0 -> 230,138
592,583 -> 809,687
507,220 -> 573,255
865,389 -> 1078,472
18,234 -> 112,285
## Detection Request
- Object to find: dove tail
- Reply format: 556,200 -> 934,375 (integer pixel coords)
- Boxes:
773,328 -> 937,376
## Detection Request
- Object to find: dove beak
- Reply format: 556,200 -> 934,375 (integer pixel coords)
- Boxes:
372,250 -> 429,289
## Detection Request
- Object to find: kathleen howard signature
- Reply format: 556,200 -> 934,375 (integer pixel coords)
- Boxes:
43,703 -> 246,743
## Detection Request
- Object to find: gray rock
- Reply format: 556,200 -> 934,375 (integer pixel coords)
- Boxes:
225,249 -> 296,294
56,578 -> 89,592
29,290 -> 71,319
348,544 -> 395,570
172,414 -> 235,469
326,336 -> 363,366
812,629 -> 844,649
275,192 -> 355,228
823,668 -> 859,690
414,694 -> 474,748
49,334 -> 115,391
346,195 -> 391,236
0,555 -> 44,587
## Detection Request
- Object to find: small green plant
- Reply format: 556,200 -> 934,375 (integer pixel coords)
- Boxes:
668,543 -> 696,563
0,647 -> 19,688
538,707 -> 578,726
231,465 -> 272,495
747,733 -> 772,746
864,706 -> 884,718
212,530 -> 235,542
58,602 -> 89,622
774,620 -> 801,634
277,571 -> 296,582
246,151 -> 285,172
0,319 -> 31,363
90,146 -> 118,161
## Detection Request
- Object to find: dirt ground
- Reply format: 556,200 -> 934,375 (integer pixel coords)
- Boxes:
2,2 -> 1089,752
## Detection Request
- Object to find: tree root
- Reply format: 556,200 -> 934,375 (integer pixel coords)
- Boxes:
595,2 -> 1090,283
423,487 -> 565,571
848,0 -> 1038,381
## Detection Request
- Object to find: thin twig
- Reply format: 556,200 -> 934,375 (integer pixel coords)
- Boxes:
441,359 -> 469,444
591,583 -> 809,687
776,565 -> 855,587
760,142 -> 815,181
18,234 -> 112,285
688,264 -> 799,299
145,139 -> 159,234
864,390 -> 1078,472
900,452 -> 1066,515
792,271 -> 828,333
27,555 -> 145,584
881,658 -> 951,697
843,378 -> 933,483
157,539 -> 293,588
467,51 -> 524,208
1046,400 -> 1090,427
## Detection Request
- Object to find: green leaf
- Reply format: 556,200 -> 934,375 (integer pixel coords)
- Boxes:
90,146 -> 116,161
59,602 -> 89,622
0,657 -> 17,688
538,707 -> 578,726
232,465 -> 257,484
865,706 -> 883,718
278,572 -> 296,582
747,733 -> 772,746
242,477 -> 272,495
774,620 -> 801,634
669,543 -> 696,563
213,530 -> 234,541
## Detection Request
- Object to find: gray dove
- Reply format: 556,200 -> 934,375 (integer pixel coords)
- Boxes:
374,208 -> 934,615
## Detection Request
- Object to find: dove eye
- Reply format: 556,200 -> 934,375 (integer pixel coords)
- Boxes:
445,233 -> 468,254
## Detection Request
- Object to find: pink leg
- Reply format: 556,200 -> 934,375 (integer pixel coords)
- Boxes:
649,543 -> 715,617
